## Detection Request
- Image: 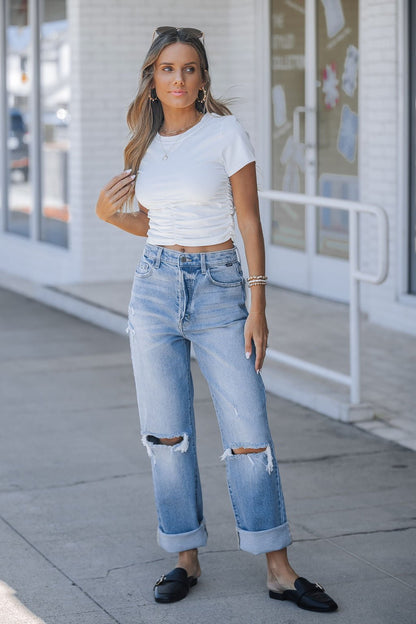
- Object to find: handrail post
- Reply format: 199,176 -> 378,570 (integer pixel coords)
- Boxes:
349,208 -> 360,404
258,189 -> 388,413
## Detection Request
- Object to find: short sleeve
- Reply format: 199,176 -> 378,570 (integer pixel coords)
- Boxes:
221,116 -> 256,177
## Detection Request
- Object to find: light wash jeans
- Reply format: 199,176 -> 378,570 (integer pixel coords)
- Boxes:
127,243 -> 292,555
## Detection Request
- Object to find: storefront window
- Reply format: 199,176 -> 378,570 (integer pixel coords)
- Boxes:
270,0 -> 358,259
270,2 -> 306,250
316,0 -> 358,259
40,0 -> 70,247
1,0 -> 69,247
6,0 -> 32,237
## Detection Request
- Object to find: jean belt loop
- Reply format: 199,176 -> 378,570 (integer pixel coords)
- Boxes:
154,246 -> 163,268
235,245 -> 241,264
201,252 -> 207,274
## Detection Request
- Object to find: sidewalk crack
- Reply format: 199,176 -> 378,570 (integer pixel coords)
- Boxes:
294,525 -> 416,542
279,449 -> 387,464
85,561 -> 139,580
0,513 -> 136,624
0,471 -> 145,494
326,534 -> 416,591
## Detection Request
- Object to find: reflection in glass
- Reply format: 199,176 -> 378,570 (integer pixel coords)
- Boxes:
270,0 -> 306,250
6,0 -> 32,237
316,0 -> 359,259
40,0 -> 70,247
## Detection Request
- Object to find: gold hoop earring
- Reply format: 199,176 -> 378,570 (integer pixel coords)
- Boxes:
149,87 -> 159,103
196,87 -> 207,113
196,87 -> 207,104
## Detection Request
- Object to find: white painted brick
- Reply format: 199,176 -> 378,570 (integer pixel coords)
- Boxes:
359,0 -> 416,334
0,0 -> 255,285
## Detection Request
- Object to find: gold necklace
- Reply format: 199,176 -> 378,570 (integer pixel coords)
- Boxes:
159,112 -> 203,136
157,133 -> 190,161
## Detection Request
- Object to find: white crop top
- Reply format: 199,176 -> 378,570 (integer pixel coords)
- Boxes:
134,112 -> 256,246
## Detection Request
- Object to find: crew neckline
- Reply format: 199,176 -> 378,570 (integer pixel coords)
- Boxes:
157,112 -> 210,141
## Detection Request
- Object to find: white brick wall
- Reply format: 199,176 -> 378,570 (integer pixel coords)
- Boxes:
359,0 -> 416,335
0,0 -> 258,285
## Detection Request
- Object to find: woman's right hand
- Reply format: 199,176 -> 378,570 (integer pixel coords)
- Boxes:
95,169 -> 136,222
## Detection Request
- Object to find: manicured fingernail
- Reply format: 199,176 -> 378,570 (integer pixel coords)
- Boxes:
245,352 -> 250,359
130,174 -> 136,178
125,168 -> 132,173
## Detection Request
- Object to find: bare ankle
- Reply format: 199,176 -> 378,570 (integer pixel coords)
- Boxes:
267,566 -> 298,591
177,549 -> 201,578
178,548 -> 198,561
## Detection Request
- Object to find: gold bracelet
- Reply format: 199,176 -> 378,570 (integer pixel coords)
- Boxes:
247,275 -> 268,287
248,280 -> 267,287
248,275 -> 267,281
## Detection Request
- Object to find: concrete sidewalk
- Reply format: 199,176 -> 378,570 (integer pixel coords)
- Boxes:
2,268 -> 415,447
0,287 -> 415,624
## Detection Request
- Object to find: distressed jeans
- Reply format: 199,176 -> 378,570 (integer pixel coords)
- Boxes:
127,243 -> 292,555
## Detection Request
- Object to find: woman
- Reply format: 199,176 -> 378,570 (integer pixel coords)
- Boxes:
95,26 -> 337,613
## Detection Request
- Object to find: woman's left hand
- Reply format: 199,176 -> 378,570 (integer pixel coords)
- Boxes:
244,310 -> 269,373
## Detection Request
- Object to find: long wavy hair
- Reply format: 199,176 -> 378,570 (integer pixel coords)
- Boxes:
122,28 -> 233,212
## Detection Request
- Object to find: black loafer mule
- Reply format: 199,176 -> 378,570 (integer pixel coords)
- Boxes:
153,567 -> 198,603
269,576 -> 338,612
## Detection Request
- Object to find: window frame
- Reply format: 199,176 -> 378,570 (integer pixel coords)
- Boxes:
409,0 -> 416,294
0,0 -> 69,249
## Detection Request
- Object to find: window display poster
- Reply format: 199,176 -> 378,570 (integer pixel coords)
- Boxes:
270,0 -> 306,250
317,0 -> 359,258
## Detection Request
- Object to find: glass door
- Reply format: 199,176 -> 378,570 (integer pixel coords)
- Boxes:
268,0 -> 359,302
6,0 -> 32,237
410,0 -> 416,294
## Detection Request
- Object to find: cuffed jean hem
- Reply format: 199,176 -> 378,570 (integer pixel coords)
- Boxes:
237,522 -> 293,555
157,520 -> 208,553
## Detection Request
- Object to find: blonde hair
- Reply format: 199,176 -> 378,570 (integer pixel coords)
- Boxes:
122,28 -> 233,212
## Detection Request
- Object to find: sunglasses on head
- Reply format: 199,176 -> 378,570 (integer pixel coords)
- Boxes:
152,26 -> 205,45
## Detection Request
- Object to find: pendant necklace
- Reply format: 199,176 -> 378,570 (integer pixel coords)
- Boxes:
158,113 -> 203,160
158,134 -> 188,161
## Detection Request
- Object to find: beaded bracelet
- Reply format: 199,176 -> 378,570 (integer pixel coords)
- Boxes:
247,274 -> 268,288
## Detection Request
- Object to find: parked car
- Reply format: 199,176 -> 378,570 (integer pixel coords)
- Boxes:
8,108 -> 29,181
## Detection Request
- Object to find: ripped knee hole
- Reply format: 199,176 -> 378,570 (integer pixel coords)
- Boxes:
231,447 -> 267,455
146,435 -> 184,446
221,444 -> 274,474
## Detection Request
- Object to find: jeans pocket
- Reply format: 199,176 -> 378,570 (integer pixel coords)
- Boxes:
135,258 -> 154,278
206,262 -> 244,287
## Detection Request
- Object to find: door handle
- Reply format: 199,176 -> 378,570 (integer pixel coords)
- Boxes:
293,106 -> 306,143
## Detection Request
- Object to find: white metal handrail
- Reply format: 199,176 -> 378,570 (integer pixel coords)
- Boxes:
258,190 -> 389,406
